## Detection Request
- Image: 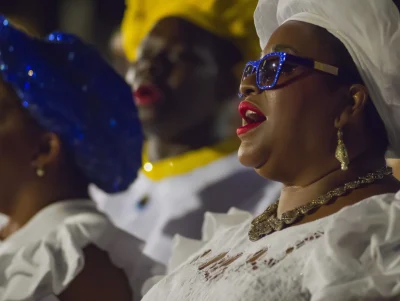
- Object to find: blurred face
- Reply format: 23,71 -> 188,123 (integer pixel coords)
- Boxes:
126,17 -> 237,141
0,81 -> 44,212
238,21 -> 354,184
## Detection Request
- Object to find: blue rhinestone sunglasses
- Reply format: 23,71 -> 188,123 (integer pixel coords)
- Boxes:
239,52 -> 339,98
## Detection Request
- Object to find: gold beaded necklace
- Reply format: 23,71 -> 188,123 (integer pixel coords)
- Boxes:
248,166 -> 393,242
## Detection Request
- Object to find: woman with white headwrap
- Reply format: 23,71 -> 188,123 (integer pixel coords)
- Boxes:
139,0 -> 400,300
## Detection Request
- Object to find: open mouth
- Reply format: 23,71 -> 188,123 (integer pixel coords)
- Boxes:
237,101 -> 266,136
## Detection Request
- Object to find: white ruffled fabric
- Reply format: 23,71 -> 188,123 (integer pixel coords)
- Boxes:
142,192 -> 400,301
0,200 -> 159,301
303,191 -> 400,301
141,208 -> 252,296
168,208 -> 253,272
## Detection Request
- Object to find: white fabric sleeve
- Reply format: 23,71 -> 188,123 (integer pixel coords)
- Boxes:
302,193 -> 400,301
0,212 -> 156,301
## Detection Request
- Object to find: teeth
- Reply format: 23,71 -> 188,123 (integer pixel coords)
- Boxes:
243,109 -> 266,125
245,110 -> 262,123
245,110 -> 258,118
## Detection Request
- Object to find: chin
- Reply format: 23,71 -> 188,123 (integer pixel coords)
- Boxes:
254,156 -> 287,182
238,142 -> 279,180
254,165 -> 271,179
238,143 -> 269,169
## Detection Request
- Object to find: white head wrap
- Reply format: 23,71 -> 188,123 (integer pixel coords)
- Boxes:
254,0 -> 400,158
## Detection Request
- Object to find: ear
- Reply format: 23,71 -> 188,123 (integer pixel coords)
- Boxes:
31,132 -> 62,171
334,84 -> 368,129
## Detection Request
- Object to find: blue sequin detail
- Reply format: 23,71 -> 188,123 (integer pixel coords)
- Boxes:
0,16 -> 143,193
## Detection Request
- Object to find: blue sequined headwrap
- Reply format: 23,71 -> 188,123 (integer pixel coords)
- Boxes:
0,16 -> 143,193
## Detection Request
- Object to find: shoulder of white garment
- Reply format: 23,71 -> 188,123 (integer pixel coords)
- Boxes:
0,200 -> 156,301
303,191 -> 400,301
90,152 -> 256,226
91,152 -> 266,208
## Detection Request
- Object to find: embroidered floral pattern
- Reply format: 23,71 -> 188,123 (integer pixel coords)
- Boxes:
196,231 -> 324,281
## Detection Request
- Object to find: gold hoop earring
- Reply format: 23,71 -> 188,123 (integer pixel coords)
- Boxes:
36,167 -> 45,177
335,128 -> 349,171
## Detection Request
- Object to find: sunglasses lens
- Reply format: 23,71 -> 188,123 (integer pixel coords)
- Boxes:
258,55 -> 282,87
242,64 -> 255,80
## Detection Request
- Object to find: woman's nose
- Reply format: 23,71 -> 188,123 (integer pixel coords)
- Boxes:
239,73 -> 260,97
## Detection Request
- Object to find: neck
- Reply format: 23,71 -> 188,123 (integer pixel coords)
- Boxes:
277,149 -> 387,216
146,121 -> 220,162
0,176 -> 88,239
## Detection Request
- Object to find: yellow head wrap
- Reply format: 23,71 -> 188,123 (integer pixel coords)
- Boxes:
121,0 -> 259,64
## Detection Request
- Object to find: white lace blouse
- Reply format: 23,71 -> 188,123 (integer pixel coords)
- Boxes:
0,200 -> 158,301
142,191 -> 400,301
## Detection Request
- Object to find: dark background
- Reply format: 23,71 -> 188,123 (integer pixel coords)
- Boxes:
0,0 -> 125,58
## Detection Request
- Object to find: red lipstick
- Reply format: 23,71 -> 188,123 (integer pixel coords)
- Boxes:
237,101 -> 266,136
133,84 -> 164,106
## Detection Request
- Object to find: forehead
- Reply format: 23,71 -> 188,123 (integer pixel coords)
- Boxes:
140,17 -> 220,53
263,21 -> 337,64
141,18 -> 195,49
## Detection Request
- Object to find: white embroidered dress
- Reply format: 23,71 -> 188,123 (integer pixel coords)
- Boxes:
142,192 -> 400,301
0,200 -> 157,301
